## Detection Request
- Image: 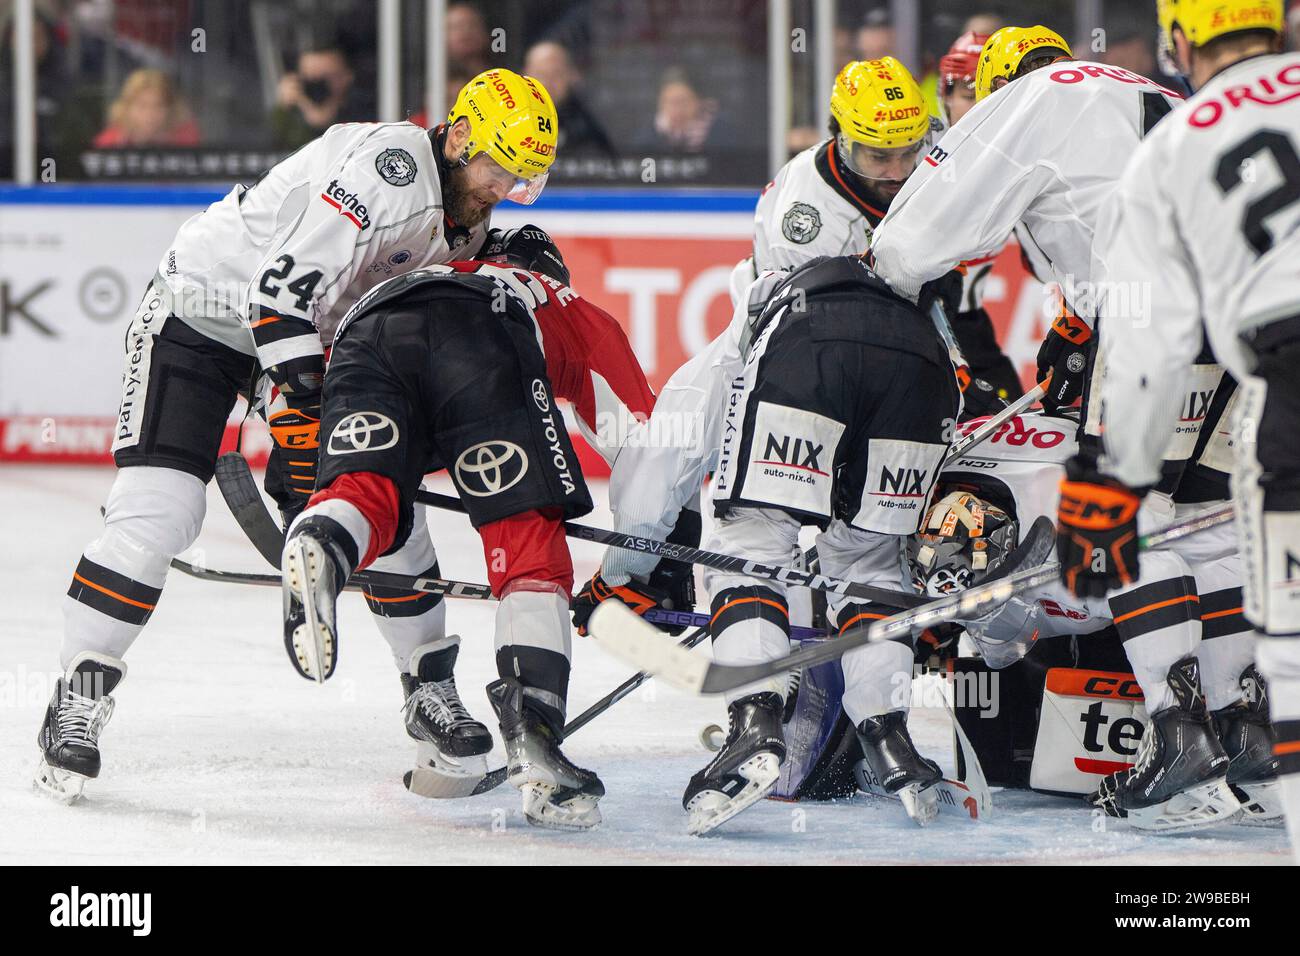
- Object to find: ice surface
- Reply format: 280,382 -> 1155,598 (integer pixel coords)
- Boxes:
0,466 -> 1290,865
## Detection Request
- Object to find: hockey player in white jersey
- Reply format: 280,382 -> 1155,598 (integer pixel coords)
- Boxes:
912,412 -> 1279,827
870,25 -> 1184,417
1056,0 -> 1300,853
742,55 -> 1014,407
35,69 -> 560,803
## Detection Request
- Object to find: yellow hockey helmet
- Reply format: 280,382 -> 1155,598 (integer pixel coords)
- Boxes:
974,25 -> 1073,101
830,57 -> 932,149
446,68 -> 558,205
829,57 -> 933,184
1158,0 -> 1283,50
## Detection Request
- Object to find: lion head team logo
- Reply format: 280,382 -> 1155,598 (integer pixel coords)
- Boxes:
782,202 -> 822,244
375,148 -> 417,186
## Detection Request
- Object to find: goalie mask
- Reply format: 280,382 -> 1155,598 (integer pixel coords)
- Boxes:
906,491 -> 1018,598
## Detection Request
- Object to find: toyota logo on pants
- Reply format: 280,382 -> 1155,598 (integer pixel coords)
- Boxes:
454,440 -> 529,496
327,412 -> 400,455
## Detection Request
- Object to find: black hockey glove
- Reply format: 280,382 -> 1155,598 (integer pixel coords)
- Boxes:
1036,306 -> 1092,413
1055,455 -> 1143,599
957,367 -> 1007,419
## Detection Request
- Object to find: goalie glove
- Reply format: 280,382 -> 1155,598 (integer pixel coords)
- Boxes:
1056,455 -> 1142,599
1036,305 -> 1091,413
571,571 -> 694,636
265,399 -> 321,526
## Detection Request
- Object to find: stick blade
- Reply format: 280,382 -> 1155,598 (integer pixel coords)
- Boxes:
587,602 -> 709,694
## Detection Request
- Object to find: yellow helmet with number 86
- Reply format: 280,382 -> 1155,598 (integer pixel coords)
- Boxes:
829,57 -> 933,184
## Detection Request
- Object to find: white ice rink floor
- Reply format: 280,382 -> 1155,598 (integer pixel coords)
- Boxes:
1,464 -> 1291,865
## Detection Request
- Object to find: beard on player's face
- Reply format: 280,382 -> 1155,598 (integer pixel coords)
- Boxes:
443,162 -> 498,228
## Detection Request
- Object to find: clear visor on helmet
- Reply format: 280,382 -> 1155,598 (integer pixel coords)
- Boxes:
837,133 -> 927,183
466,150 -> 550,206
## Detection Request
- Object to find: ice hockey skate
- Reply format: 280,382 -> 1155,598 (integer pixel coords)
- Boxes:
487,677 -> 604,830
400,643 -> 494,799
1090,659 -> 1241,833
281,517 -> 353,683
34,652 -> 126,804
855,710 -> 943,826
1214,665 -> 1283,826
682,692 -> 785,836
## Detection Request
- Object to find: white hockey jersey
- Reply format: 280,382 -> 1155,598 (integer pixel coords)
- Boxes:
740,126 -> 1009,313
871,61 -> 1183,318
154,122 -> 489,362
1094,53 -> 1300,489
603,270 -> 788,584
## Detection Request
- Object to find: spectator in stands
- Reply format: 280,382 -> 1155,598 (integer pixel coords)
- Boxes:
447,2 -> 493,77
93,69 -> 200,148
1289,4 -> 1300,51
1096,13 -> 1157,80
523,40 -> 615,157
636,66 -> 730,155
270,43 -> 361,150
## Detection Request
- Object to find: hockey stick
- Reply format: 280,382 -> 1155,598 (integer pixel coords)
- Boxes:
168,555 -> 497,600
943,377 -> 1049,466
167,556 -> 831,641
412,488 -> 926,610
588,504 -> 1236,695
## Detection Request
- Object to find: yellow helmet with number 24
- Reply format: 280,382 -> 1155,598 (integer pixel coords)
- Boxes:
446,69 -> 558,205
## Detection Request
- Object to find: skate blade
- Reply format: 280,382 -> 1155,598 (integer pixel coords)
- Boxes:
32,756 -> 88,805
284,539 -> 335,683
403,746 -> 490,799
898,782 -> 940,827
685,751 -> 781,837
1125,778 -> 1243,834
520,783 -> 603,831
1231,780 -> 1285,827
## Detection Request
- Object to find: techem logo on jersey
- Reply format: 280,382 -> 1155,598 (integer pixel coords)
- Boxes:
375,147 -> 417,186
320,180 -> 372,230
327,412 -> 399,455
923,144 -> 949,167
455,440 -> 528,497
49,885 -> 151,937
531,378 -> 550,412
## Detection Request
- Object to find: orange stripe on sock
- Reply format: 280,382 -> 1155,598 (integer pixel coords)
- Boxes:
364,591 -> 427,604
1273,740 -> 1300,756
1201,606 -> 1244,621
1112,594 -> 1199,625
838,611 -> 888,634
72,572 -> 156,611
710,596 -> 788,628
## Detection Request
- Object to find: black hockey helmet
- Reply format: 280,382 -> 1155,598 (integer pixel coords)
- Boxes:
479,224 -> 570,287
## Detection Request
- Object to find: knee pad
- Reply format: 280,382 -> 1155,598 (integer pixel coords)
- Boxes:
94,466 -> 207,582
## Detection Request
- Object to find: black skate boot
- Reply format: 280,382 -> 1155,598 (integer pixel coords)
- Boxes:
400,642 -> 494,799
855,710 -> 943,826
682,692 -> 785,836
487,677 -> 604,830
34,652 -> 126,804
1213,665 -> 1282,826
1090,657 -> 1240,832
281,515 -> 354,682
